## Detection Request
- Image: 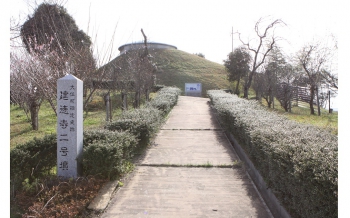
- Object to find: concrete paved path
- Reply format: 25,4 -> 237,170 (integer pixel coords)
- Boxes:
102,96 -> 272,218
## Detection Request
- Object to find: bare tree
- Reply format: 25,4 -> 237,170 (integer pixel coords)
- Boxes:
297,41 -> 335,115
260,64 -> 276,108
252,71 -> 264,102
275,64 -> 296,112
321,69 -> 338,91
260,46 -> 285,108
237,18 -> 285,99
99,30 -> 156,111
10,1 -> 115,129
10,51 -> 46,130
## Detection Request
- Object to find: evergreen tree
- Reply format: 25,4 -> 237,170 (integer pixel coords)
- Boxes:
224,47 -> 251,95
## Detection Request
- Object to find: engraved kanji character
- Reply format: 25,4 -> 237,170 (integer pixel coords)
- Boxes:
59,91 -> 69,100
59,161 -> 68,170
59,105 -> 69,114
59,119 -> 69,129
60,147 -> 68,156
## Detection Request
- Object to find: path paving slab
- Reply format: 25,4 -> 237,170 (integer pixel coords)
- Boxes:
100,96 -> 272,217
142,130 -> 238,165
102,167 -> 271,218
162,96 -> 221,130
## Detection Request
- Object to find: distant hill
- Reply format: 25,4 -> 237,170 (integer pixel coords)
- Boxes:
102,48 -> 230,96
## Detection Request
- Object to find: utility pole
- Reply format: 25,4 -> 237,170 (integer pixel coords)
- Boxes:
328,89 -> 331,113
231,27 -> 233,53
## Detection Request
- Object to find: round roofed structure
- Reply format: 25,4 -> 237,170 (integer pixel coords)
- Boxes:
118,42 -> 177,54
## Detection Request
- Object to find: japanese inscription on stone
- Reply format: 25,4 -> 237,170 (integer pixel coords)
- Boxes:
57,74 -> 83,178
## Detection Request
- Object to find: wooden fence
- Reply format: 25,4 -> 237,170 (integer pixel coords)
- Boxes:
275,83 -> 317,107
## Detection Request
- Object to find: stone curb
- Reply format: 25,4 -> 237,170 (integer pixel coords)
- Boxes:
211,105 -> 291,218
225,132 -> 291,218
87,180 -> 120,211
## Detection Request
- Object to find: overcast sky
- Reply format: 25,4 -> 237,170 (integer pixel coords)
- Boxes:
10,0 -> 347,110
10,0 -> 343,65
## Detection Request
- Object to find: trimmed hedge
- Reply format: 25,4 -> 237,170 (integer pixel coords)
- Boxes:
105,107 -> 162,146
105,86 -> 181,145
148,86 -> 181,115
10,134 -> 57,190
11,86 -> 181,191
83,130 -> 138,180
207,90 -> 338,218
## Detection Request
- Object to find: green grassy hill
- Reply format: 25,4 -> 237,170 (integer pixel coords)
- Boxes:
106,48 -> 230,96
150,49 -> 230,95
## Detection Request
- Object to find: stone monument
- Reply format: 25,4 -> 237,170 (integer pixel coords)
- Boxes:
57,74 -> 83,178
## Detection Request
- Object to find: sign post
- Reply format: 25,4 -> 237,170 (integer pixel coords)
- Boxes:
57,74 -> 83,178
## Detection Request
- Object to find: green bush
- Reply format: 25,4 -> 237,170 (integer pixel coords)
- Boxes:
105,107 -> 162,146
148,86 -> 181,114
105,86 -> 181,145
11,86 -> 181,190
83,130 -> 138,180
152,84 -> 165,92
10,134 -> 57,191
207,90 -> 338,218
84,129 -> 138,159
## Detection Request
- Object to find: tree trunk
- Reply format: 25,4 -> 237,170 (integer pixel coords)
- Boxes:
109,94 -> 112,121
296,87 -> 299,107
316,86 -> 321,116
134,91 -> 140,109
145,88 -> 150,101
104,92 -> 111,121
47,97 -> 57,116
328,90 -> 331,113
235,78 -> 241,95
288,86 -> 292,112
30,100 -> 40,130
267,96 -> 272,108
244,71 -> 254,99
268,88 -> 274,108
288,98 -> 292,112
309,85 -> 315,115
121,92 -> 128,111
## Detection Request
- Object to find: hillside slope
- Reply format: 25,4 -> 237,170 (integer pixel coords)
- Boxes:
103,48 -> 230,96
149,49 -> 230,95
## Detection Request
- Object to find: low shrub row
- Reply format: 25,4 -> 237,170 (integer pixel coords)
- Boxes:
207,90 -> 338,218
148,86 -> 182,115
104,107 -> 162,146
10,134 -> 57,191
11,86 -> 182,191
83,129 -> 138,180
10,130 -> 137,191
105,86 -> 181,145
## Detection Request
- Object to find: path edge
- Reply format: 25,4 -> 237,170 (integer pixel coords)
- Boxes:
210,103 -> 291,218
225,131 -> 291,218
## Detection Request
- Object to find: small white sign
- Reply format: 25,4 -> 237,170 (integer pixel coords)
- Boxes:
185,83 -> 202,97
185,83 -> 201,92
